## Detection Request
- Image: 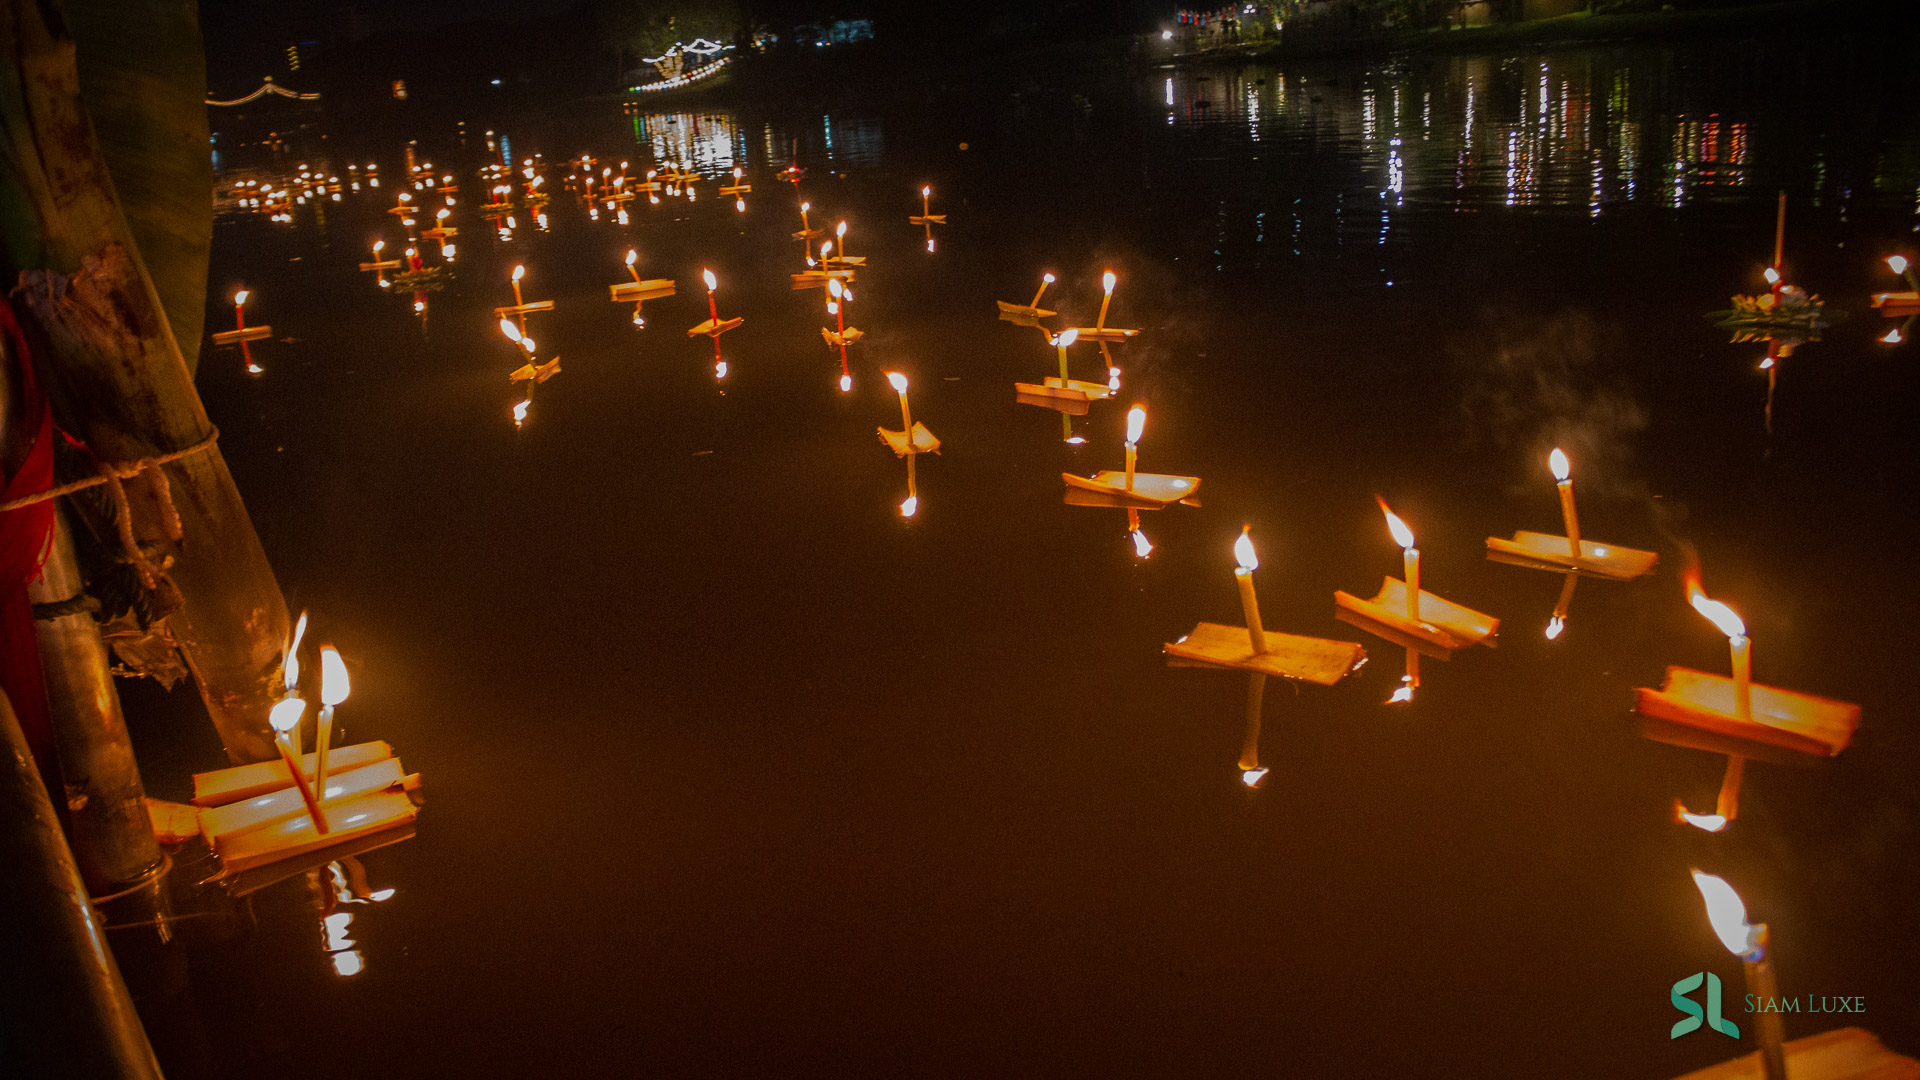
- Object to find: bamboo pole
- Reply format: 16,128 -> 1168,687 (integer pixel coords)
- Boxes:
0,686 -> 166,1080
0,0 -> 286,763
28,507 -> 162,891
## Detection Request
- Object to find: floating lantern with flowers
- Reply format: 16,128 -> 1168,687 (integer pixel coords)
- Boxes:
1705,193 -> 1843,433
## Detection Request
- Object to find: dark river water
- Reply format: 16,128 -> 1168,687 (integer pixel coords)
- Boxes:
112,30 -> 1920,1079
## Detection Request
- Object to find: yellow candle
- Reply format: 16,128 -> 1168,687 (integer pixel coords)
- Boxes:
511,264 -> 525,307
313,645 -> 350,801
1233,527 -> 1266,654
1403,547 -> 1420,622
1549,449 -> 1580,558
1731,634 -> 1751,726
269,698 -> 328,833
1123,406 -> 1144,491
1097,270 -> 1116,327
888,373 -> 912,439
1029,273 -> 1054,309
1055,328 -> 1078,385
1379,499 -> 1419,623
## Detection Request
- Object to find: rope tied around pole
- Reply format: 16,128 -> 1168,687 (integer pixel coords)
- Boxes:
0,427 -> 218,612
0,426 -> 218,514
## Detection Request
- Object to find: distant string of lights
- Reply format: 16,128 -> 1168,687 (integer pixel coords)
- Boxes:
207,78 -> 320,107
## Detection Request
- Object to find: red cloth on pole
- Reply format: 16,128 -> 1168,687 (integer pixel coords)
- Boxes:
0,298 -> 62,801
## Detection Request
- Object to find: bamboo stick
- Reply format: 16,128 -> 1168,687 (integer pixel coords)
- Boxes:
0,0 -> 287,762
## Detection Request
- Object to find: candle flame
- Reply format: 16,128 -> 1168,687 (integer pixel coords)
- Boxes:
703,269 -> 717,291
1055,328 -> 1079,348
828,277 -> 843,298
269,696 -> 306,734
1758,356 -> 1775,370
436,208 -> 450,219
1125,405 -> 1146,445
715,360 -> 728,379
1103,270 -> 1117,294
512,264 -> 525,281
820,241 -> 833,258
1377,497 -> 1415,550
320,645 -> 350,706
1545,617 -> 1564,640
1688,584 -> 1746,639
1762,267 -> 1780,285
800,201 -> 810,212
1677,802 -> 1728,833
922,185 -> 930,197
512,399 -> 529,428
1132,529 -> 1152,558
372,240 -> 385,253
1549,447 -> 1570,481
1691,870 -> 1759,957
839,374 -> 852,392
498,318 -> 523,342
234,289 -> 250,306
836,221 -> 847,238
1043,273 -> 1056,284
1234,526 -> 1258,572
284,611 -> 308,689
1240,766 -> 1268,787
887,372 -> 909,394
1889,255 -> 1910,275
1388,677 -> 1414,704
625,249 -> 637,266
900,495 -> 918,517
1883,328 -> 1904,344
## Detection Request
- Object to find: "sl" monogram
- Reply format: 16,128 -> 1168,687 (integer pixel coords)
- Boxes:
1672,972 -> 1741,1039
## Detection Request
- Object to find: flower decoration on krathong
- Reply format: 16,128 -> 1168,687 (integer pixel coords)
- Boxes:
1706,286 -> 1841,349
389,266 -> 451,294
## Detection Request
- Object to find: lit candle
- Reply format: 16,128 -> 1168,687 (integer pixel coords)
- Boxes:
1691,871 -> 1787,1080
703,268 -> 719,323
1379,499 -> 1419,623
835,220 -> 848,260
232,289 -> 249,329
511,264 -> 525,308
920,185 -> 931,218
901,454 -> 919,518
1030,273 -> 1055,309
1689,586 -> 1751,727
1689,583 -> 1751,819
269,697 -> 328,833
624,249 -> 641,282
1546,571 -> 1577,639
1123,405 -> 1145,491
1234,526 -> 1267,654
888,372 -> 913,439
1097,270 -> 1116,327
1549,448 -> 1580,558
312,646 -> 350,803
1053,327 -> 1078,386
